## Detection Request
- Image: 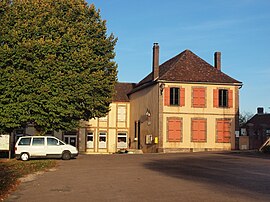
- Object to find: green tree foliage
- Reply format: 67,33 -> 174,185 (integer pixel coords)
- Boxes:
0,0 -> 117,134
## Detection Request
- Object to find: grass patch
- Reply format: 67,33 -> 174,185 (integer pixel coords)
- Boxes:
0,159 -> 57,201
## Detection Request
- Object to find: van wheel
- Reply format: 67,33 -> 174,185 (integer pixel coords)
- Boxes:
21,153 -> 30,161
62,151 -> 71,160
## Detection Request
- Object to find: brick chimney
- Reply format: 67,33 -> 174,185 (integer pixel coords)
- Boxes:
214,52 -> 221,71
152,43 -> 159,80
257,107 -> 264,114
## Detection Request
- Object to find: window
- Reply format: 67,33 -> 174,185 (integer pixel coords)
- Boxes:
32,137 -> 45,146
167,118 -> 182,142
213,89 -> 233,108
191,119 -> 207,142
47,137 -> 58,146
216,119 -> 231,143
170,88 -> 179,105
99,132 -> 107,148
192,87 -> 206,108
117,106 -> 126,122
164,87 -> 185,107
87,132 -> 94,149
18,138 -> 31,146
219,89 -> 228,107
117,133 -> 127,148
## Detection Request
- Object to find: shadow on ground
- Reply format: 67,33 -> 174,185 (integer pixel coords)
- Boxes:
143,152 -> 270,195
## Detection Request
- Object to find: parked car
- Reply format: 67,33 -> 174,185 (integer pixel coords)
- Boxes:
15,136 -> 78,161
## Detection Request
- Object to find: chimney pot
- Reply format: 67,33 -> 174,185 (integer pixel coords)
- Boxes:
214,52 -> 221,71
152,43 -> 159,80
257,107 -> 264,114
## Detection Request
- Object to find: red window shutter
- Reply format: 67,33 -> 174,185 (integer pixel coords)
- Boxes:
180,88 -> 185,107
193,88 -> 205,108
213,89 -> 218,107
217,120 -> 231,143
228,90 -> 233,108
164,87 -> 170,106
192,119 -> 206,142
168,119 -> 182,141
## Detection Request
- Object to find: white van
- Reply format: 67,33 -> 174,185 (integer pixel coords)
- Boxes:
15,136 -> 78,161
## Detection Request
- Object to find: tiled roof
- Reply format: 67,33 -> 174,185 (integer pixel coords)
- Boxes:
246,114 -> 270,127
113,82 -> 135,102
137,49 -> 241,87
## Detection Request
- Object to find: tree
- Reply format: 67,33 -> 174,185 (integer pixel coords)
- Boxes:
239,111 -> 254,127
0,0 -> 117,134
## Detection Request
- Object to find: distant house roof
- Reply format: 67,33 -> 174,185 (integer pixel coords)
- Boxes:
246,114 -> 270,127
113,82 -> 135,102
137,49 -> 242,87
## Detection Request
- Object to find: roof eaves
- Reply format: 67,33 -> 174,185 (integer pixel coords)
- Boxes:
127,80 -> 157,96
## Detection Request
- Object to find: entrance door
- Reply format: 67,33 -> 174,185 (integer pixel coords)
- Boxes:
64,136 -> 77,147
138,121 -> 141,149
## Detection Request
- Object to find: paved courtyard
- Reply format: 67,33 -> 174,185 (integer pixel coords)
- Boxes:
5,151 -> 270,202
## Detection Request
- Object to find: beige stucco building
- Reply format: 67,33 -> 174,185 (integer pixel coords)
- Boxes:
79,43 -> 242,153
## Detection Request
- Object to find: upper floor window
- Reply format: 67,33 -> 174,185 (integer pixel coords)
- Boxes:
219,89 -> 228,107
117,105 -> 126,122
164,87 -> 185,107
170,88 -> 179,105
213,89 -> 233,108
192,87 -> 206,108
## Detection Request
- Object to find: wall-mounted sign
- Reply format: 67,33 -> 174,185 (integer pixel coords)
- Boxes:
0,134 -> 10,151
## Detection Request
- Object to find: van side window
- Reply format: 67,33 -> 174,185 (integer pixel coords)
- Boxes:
32,137 -> 45,146
47,137 -> 58,146
18,138 -> 31,145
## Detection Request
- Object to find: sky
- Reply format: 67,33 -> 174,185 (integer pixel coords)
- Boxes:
87,0 -> 270,114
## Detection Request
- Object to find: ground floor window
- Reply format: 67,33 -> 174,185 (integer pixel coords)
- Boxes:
191,119 -> 207,142
167,118 -> 182,142
117,132 -> 127,148
99,132 -> 107,148
216,119 -> 231,143
87,131 -> 94,149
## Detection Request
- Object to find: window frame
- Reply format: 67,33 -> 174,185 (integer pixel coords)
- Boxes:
219,89 -> 228,108
167,117 -> 182,142
98,132 -> 107,149
192,87 -> 206,108
216,119 -> 231,143
87,131 -> 94,149
170,87 -> 180,106
117,132 -> 128,149
117,105 -> 127,122
191,118 -> 207,142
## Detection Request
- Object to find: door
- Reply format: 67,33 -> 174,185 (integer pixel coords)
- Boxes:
31,137 -> 46,156
46,137 -> 63,156
64,135 -> 77,147
138,121 -> 141,149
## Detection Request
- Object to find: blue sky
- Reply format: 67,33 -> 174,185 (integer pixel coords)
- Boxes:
87,0 -> 270,114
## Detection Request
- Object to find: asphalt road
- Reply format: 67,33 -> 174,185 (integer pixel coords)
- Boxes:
5,151 -> 270,202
